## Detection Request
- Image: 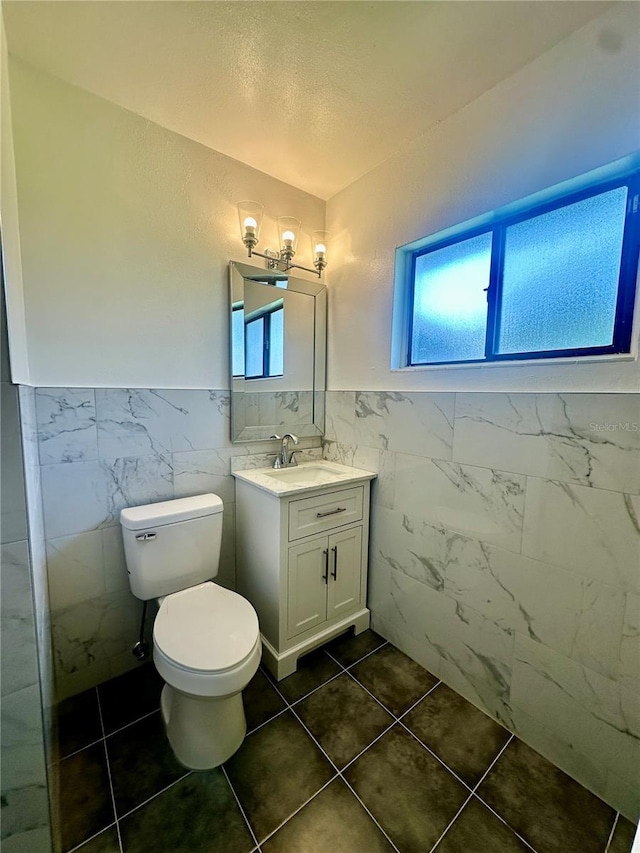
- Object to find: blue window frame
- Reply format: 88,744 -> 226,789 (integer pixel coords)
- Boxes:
244,302 -> 284,380
402,168 -> 640,367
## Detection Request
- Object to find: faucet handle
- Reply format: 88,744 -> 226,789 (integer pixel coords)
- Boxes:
288,450 -> 299,466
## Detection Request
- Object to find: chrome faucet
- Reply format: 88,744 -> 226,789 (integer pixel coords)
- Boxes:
270,433 -> 299,468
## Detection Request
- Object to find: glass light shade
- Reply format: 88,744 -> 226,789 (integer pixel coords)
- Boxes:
276,216 -> 301,255
237,201 -> 264,247
311,231 -> 331,265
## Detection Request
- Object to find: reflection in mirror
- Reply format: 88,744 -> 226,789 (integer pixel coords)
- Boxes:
229,261 -> 326,442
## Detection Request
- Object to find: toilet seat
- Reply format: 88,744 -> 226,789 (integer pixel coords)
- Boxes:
153,582 -> 261,698
154,581 -> 259,673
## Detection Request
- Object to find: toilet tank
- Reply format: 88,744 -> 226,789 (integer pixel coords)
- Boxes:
120,494 -> 223,600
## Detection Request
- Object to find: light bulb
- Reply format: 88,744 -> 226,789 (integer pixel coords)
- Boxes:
314,243 -> 326,255
244,216 -> 257,231
282,230 -> 296,243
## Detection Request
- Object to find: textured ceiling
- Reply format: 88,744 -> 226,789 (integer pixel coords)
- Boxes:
3,1 -> 612,199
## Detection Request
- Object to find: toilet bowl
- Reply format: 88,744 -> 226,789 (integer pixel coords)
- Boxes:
120,494 -> 261,769
153,581 -> 261,769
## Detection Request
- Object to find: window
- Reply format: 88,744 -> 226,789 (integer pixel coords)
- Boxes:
397,167 -> 640,367
232,300 -> 284,379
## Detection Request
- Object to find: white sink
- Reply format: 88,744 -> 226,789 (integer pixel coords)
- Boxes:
264,464 -> 347,486
232,460 -> 376,496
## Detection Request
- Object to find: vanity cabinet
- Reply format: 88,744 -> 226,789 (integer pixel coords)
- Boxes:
234,469 -> 374,680
288,526 -> 362,638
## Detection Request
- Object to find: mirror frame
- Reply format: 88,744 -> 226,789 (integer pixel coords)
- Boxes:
229,260 -> 327,443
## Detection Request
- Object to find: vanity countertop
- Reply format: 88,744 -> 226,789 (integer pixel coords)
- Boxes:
232,459 -> 376,497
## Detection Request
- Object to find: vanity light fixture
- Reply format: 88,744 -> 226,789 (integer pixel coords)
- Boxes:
237,201 -> 331,278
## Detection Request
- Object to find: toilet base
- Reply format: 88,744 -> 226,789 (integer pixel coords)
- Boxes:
160,683 -> 247,770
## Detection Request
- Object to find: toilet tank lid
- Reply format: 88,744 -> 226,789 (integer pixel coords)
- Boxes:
120,494 -> 223,530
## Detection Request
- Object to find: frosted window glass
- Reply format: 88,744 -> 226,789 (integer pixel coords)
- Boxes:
411,232 -> 492,363
245,320 -> 264,377
269,308 -> 284,376
498,187 -> 627,353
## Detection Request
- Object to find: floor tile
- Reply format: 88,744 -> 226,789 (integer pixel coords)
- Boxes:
98,664 -> 163,734
224,709 -> 335,842
295,673 -> 393,768
477,738 -> 615,853
325,629 -> 386,668
433,796 -> 530,852
243,668 -> 286,733
58,743 -> 114,852
261,777 -> 395,853
403,682 -> 511,786
75,825 -> 120,852
350,644 -> 438,716
608,816 -> 638,853
56,688 -> 102,760
119,769 -> 255,853
106,711 -> 187,817
344,724 -> 469,852
273,648 -> 342,704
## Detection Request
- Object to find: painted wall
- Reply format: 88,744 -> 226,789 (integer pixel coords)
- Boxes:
7,57 -> 325,389
1,20 -> 30,383
325,3 -> 640,393
324,390 -> 640,821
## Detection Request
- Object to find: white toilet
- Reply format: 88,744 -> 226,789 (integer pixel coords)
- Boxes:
119,493 -> 261,770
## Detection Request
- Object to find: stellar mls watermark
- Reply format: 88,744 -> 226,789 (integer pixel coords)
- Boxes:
589,422 -> 639,432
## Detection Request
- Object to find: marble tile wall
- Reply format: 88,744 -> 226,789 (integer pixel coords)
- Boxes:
1,297 -> 52,850
324,390 -> 640,821
31,387 -> 321,701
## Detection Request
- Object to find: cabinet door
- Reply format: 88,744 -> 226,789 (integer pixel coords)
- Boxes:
287,535 -> 329,639
327,526 -> 362,622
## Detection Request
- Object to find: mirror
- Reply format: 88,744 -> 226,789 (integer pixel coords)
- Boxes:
229,261 -> 326,442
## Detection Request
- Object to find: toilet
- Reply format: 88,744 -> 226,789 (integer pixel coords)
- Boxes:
119,493 -> 261,770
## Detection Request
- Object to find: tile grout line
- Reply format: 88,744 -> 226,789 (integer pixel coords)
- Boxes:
338,773 -> 402,853
427,791 -> 476,853
264,653 -> 410,853
396,679 -> 442,720
245,705 -> 291,738
96,688 -> 124,853
427,734 -> 517,853
222,764 -> 261,850
103,707 -> 161,741
115,770 -> 194,822
262,635 -> 389,712
324,639 -> 388,670
54,706 -> 162,766
468,793 -> 538,853
254,775 -> 339,848
340,667 -> 474,791
396,718 -> 474,793
342,662 -> 435,727
287,703 -> 341,774
268,642 -> 492,847
339,719 -> 398,776
468,735 -> 539,853
53,734 -> 106,765
604,812 -> 619,853
66,821 -> 119,853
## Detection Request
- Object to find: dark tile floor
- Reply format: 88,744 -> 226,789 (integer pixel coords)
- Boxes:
51,630 -> 637,853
